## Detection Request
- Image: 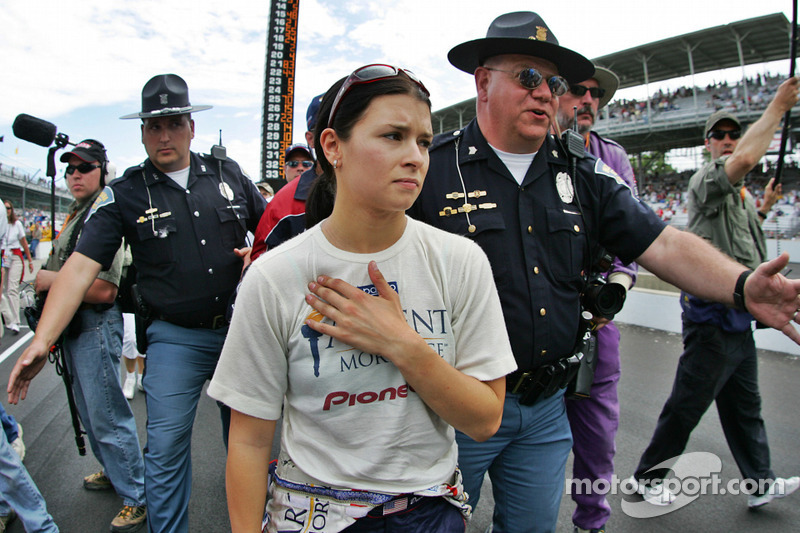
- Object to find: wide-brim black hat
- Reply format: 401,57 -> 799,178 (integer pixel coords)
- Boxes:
120,74 -> 212,120
448,11 -> 594,84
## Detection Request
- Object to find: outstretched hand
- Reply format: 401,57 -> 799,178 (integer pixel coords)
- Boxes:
7,340 -> 51,404
745,252 -> 800,344
303,261 -> 419,361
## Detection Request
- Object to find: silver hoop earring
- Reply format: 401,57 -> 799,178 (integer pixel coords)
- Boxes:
333,159 -> 338,169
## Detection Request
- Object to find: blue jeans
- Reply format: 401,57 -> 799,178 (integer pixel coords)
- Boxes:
0,412 -> 59,532
456,390 -> 572,533
64,305 -> 146,508
143,320 -> 228,533
0,403 -> 20,442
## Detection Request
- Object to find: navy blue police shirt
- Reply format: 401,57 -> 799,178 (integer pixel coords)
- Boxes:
76,152 -> 266,323
408,120 -> 665,371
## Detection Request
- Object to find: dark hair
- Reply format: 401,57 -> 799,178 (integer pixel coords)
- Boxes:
305,70 -> 431,228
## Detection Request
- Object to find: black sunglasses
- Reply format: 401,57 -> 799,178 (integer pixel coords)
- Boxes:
66,162 -> 102,175
569,84 -> 606,99
328,64 -> 430,128
484,67 -> 568,97
707,130 -> 742,141
286,160 -> 314,169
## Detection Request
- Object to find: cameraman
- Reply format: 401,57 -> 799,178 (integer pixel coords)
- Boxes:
33,140 -> 146,532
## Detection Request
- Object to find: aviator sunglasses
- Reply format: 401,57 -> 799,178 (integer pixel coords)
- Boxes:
327,64 -> 430,128
569,84 -> 606,99
286,160 -> 314,169
707,130 -> 742,141
484,67 -> 568,97
66,162 -> 102,175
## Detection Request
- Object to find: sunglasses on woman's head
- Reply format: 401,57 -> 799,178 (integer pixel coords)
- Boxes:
328,64 -> 430,128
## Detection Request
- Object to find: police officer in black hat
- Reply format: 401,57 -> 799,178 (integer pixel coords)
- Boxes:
409,11 -> 800,533
9,73 -> 265,533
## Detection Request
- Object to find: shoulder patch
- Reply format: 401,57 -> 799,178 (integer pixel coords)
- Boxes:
594,158 -> 629,189
85,186 -> 115,223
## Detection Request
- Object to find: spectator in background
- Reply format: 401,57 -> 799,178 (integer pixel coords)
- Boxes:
1,200 -> 34,336
251,93 -> 325,261
283,143 -> 314,182
557,65 -> 637,533
630,79 -> 800,509
28,220 -> 42,260
256,182 -> 274,202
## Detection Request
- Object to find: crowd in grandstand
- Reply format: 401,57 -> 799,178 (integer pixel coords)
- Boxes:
600,72 -> 786,125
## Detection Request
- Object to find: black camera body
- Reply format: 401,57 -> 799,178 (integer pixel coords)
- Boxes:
580,247 -> 626,320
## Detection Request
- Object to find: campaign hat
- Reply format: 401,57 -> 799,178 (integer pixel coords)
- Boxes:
120,74 -> 212,120
447,11 -> 594,83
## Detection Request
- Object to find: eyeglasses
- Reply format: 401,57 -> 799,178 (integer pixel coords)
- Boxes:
569,84 -> 606,99
66,162 -> 101,175
484,67 -> 568,97
707,130 -> 742,141
285,160 -> 314,169
328,64 -> 430,128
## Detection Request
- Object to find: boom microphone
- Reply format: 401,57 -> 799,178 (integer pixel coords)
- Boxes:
12,114 -> 59,147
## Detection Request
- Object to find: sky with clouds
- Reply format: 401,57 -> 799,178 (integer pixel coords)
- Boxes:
0,0 -> 793,185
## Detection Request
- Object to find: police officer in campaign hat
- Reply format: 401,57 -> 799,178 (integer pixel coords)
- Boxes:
409,11 -> 800,533
9,73 -> 266,533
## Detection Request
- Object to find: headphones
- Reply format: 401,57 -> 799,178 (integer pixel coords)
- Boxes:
82,139 -> 110,186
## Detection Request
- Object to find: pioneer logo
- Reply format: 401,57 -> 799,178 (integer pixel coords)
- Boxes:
323,384 -> 413,411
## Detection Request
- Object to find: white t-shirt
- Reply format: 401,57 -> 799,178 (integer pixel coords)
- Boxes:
3,220 -> 26,252
208,216 -> 515,493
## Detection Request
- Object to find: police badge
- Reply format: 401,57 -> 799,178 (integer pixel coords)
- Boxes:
219,182 -> 234,201
556,172 -> 574,204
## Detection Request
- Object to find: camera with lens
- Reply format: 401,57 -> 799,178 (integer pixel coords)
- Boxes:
581,247 -> 627,320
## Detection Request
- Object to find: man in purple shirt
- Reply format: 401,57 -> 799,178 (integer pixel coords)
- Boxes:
557,66 -> 635,533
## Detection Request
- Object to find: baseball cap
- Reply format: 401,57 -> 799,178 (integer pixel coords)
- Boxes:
306,94 -> 324,132
60,139 -> 107,163
285,143 -> 313,160
704,110 -> 742,137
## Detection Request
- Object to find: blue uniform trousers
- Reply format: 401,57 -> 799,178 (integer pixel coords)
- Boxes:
64,306 -> 146,508
635,319 -> 773,484
0,409 -> 58,531
565,322 -> 621,530
143,320 -> 228,533
456,390 -> 573,533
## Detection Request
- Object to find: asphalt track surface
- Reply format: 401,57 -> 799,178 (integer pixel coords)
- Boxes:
2,321 -> 799,532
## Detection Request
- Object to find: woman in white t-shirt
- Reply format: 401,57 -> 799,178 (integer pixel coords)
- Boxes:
208,66 -> 516,533
1,201 -> 33,334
